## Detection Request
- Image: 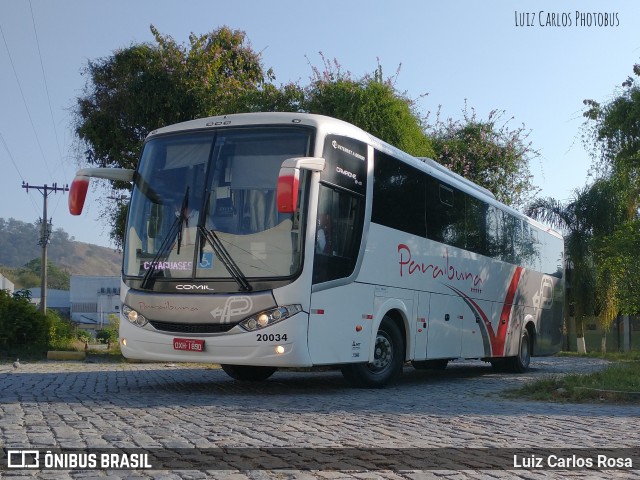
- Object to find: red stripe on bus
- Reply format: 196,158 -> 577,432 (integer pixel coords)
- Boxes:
493,266 -> 524,355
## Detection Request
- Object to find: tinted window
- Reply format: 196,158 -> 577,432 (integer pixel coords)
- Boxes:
313,184 -> 365,284
371,151 -> 551,269
466,194 -> 488,256
372,150 -> 426,237
426,176 -> 465,248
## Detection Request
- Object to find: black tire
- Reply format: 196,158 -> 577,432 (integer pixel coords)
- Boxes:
220,364 -> 277,381
505,328 -> 531,373
412,359 -> 449,370
341,316 -> 404,388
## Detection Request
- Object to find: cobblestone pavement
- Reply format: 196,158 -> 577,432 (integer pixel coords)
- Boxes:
0,356 -> 638,479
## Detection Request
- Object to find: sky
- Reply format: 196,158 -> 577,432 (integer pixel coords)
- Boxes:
1,0 -> 639,249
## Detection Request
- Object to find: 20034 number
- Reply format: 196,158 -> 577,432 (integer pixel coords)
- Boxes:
256,333 -> 288,342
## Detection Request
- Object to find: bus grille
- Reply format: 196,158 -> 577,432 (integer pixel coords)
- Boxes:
149,320 -> 236,334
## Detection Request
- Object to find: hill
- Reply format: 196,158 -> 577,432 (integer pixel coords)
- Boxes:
0,218 -> 121,276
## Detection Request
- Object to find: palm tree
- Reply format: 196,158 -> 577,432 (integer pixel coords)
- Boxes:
526,177 -> 629,351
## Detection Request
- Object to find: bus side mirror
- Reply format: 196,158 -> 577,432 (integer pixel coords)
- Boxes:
69,176 -> 90,215
276,157 -> 325,214
68,167 -> 135,215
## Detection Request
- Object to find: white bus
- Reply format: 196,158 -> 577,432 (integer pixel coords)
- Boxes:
69,113 -> 564,387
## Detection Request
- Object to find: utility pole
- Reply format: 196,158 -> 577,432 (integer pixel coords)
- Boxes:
22,182 -> 69,314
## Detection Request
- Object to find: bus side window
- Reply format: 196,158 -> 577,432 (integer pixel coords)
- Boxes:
426,177 -> 465,249
466,194 -> 488,256
313,184 -> 364,284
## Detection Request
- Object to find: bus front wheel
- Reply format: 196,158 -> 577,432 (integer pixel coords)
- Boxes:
341,316 -> 404,388
220,364 -> 277,381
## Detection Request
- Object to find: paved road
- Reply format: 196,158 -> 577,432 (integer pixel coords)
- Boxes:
0,356 -> 638,479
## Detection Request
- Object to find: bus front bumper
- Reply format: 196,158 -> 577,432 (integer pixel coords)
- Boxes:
119,312 -> 312,367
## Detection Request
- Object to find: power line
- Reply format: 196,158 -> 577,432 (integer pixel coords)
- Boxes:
28,0 -> 70,217
0,21 -> 55,182
0,131 -> 25,180
28,0 -> 63,164
1,131 -> 40,215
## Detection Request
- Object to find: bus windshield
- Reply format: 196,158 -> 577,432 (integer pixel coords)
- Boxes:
123,127 -> 312,289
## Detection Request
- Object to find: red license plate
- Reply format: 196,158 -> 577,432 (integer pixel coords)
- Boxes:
173,338 -> 204,352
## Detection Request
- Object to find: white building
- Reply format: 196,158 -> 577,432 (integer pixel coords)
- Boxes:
0,273 -> 14,293
27,288 -> 71,317
70,275 -> 120,332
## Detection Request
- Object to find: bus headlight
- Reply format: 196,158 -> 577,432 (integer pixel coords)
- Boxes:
122,305 -> 148,327
239,305 -> 302,331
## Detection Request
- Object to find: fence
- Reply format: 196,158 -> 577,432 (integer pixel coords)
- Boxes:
565,315 -> 639,353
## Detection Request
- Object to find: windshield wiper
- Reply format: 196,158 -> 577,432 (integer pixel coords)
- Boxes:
197,225 -> 252,292
141,188 -> 189,289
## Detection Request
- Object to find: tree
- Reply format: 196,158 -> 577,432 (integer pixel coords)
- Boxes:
428,105 -> 539,209
526,177 -> 633,350
0,289 -> 49,349
303,57 -> 435,158
583,62 -> 640,180
595,219 -> 640,316
74,25 -> 298,245
76,25 -> 275,170
527,186 -> 596,327
580,60 -> 640,326
12,258 -> 71,290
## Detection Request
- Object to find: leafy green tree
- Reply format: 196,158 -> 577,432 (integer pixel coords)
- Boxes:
15,258 -> 71,290
580,60 -> 640,326
303,58 -> 434,158
527,187 -> 596,327
75,25 -> 298,245
76,25 -> 272,170
595,219 -> 640,316
527,177 -> 634,350
47,310 -> 76,350
583,62 -> 640,179
428,105 -> 539,209
0,289 -> 49,348
97,314 -> 119,345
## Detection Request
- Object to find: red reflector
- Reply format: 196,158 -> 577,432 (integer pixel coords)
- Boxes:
69,176 -> 90,215
311,309 -> 324,315
276,169 -> 299,213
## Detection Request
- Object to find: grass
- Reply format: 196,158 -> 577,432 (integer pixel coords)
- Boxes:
506,353 -> 640,403
557,350 -> 640,362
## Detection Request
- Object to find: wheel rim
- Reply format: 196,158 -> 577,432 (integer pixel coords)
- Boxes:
368,331 -> 393,374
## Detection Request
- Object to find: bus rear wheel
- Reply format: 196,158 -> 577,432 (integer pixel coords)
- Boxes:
220,364 -> 277,381
505,329 -> 531,373
341,316 -> 404,388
